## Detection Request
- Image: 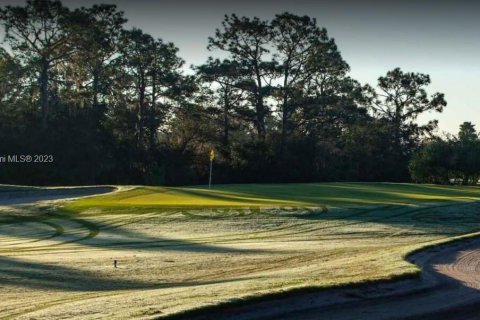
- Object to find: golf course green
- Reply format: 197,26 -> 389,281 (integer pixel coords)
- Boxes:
68,182 -> 480,208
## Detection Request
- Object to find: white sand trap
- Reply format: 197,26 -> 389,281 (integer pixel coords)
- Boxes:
183,237 -> 480,320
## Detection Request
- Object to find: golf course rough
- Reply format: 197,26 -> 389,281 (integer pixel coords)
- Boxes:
1,182 -> 480,319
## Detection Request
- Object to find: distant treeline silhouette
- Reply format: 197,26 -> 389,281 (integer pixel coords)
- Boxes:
2,0 -> 469,186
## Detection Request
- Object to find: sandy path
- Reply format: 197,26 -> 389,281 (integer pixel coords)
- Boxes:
178,238 -> 480,320
0,186 -> 116,205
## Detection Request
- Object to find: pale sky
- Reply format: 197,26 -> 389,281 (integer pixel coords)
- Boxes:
1,0 -> 479,134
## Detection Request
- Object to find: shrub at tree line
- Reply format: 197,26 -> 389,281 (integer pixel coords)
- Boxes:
410,122 -> 480,185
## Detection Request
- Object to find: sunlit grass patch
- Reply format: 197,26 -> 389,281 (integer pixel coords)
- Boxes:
67,182 -> 480,210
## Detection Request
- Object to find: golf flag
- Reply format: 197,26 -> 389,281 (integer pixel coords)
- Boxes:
209,149 -> 215,189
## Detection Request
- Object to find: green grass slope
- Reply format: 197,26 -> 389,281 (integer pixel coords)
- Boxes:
68,182 -> 480,209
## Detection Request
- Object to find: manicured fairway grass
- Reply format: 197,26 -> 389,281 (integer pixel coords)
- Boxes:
1,182 -> 480,319
69,182 -> 480,208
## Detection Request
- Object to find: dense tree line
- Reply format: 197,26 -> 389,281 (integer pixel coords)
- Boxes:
410,122 -> 480,185
0,0 -> 447,186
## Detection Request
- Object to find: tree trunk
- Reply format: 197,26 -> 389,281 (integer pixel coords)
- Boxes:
92,68 -> 99,109
280,66 -> 290,154
40,58 -> 50,128
137,72 -> 146,144
223,93 -> 229,145
254,65 -> 266,141
256,102 -> 266,140
149,72 -> 157,150
281,100 -> 288,152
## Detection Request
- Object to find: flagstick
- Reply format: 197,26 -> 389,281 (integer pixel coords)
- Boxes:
209,158 -> 213,189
